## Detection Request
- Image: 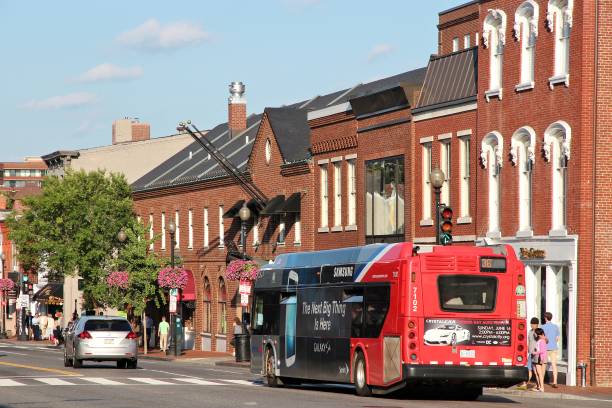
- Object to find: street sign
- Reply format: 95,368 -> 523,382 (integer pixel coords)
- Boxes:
239,281 -> 252,295
169,294 -> 177,313
240,294 -> 249,306
16,294 -> 29,308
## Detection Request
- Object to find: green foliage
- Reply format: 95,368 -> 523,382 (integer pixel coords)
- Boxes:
6,169 -> 135,304
96,222 -> 167,315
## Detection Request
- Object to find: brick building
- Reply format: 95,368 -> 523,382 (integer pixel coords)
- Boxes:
132,0 -> 610,385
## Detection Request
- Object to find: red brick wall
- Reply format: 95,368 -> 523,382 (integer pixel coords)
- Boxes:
131,123 -> 151,142
438,2 -> 480,54
228,103 -> 247,134
414,109 -> 478,240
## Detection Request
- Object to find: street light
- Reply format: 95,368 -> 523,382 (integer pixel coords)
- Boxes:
0,253 -> 6,339
238,203 -> 251,259
166,220 -> 180,357
429,168 -> 446,245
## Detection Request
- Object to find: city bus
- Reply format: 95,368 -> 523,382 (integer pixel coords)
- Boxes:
249,243 -> 528,399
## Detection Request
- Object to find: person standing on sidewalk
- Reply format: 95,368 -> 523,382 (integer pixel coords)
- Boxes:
518,317 -> 540,390
542,312 -> 560,388
158,316 -> 169,352
533,328 -> 548,392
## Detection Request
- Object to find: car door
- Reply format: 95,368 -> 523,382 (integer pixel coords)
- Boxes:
65,320 -> 78,356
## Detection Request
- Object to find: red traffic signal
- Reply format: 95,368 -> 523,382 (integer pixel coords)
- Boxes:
439,206 -> 453,245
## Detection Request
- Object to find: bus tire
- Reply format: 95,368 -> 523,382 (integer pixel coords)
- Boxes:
459,386 -> 482,401
265,348 -> 283,387
353,352 -> 372,397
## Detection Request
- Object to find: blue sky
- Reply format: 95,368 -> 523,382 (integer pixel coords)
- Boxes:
0,0 -> 461,161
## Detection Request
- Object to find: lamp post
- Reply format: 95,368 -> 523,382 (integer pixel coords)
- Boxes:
167,220 -> 181,357
0,253 -> 6,339
429,168 -> 446,245
238,203 -> 251,326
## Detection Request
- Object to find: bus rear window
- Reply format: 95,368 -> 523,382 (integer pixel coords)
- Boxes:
438,275 -> 497,312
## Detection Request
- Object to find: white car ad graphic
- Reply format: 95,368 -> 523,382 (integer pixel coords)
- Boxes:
424,324 -> 471,346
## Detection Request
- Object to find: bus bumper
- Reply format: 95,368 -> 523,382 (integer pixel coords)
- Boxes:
403,364 -> 528,387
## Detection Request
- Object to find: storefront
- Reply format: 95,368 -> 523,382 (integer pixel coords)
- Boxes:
478,234 -> 578,385
32,283 -> 64,320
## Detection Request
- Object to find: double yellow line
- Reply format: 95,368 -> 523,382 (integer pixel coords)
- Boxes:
0,361 -> 79,376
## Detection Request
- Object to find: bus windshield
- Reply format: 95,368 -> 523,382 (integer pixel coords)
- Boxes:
438,275 -> 497,312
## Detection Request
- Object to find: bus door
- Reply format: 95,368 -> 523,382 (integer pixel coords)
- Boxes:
419,255 -> 514,366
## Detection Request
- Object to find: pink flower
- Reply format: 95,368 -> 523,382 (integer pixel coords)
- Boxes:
107,271 -> 129,290
0,278 -> 14,292
225,260 -> 259,281
157,267 -> 189,289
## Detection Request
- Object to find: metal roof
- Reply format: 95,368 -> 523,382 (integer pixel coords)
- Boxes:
413,47 -> 478,113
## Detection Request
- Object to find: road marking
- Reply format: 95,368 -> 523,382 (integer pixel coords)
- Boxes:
128,377 -> 174,385
175,378 -> 218,385
0,351 -> 29,356
0,379 -> 25,386
82,377 -> 125,385
142,368 -> 202,378
0,361 -> 78,376
217,379 -> 261,386
35,378 -> 75,386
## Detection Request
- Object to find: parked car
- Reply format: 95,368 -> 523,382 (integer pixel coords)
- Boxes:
64,316 -> 138,369
424,324 -> 471,345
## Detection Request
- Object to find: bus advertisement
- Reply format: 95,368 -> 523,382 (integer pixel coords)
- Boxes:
250,242 -> 528,399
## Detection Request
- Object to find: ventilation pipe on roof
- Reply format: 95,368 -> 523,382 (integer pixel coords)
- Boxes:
228,81 -> 247,138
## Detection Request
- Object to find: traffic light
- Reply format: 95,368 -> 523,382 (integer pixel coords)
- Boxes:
439,206 -> 453,245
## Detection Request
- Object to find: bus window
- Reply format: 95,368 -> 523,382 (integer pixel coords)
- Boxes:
438,275 -> 497,312
253,291 -> 281,335
343,289 -> 364,338
363,286 -> 390,338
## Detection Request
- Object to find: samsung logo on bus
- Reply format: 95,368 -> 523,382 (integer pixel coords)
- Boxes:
333,266 -> 354,278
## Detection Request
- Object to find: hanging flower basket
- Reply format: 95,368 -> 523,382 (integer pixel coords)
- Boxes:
157,266 -> 189,289
0,278 -> 14,292
225,260 -> 260,281
107,271 -> 129,290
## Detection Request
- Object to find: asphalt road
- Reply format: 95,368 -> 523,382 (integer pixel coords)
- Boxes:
0,342 -> 608,408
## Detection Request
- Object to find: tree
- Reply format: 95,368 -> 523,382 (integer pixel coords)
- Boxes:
6,170 -> 134,307
100,222 -> 167,316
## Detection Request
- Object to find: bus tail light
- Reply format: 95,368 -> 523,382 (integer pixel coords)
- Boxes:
518,322 -> 525,331
517,300 -> 526,318
518,333 -> 524,341
410,353 -> 418,361
517,344 -> 524,352
408,320 -> 416,329
409,342 -> 416,350
408,332 -> 416,339
517,355 -> 524,362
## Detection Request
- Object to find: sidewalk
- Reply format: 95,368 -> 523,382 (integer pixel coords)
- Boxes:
0,337 -> 59,349
137,347 -> 241,366
485,383 -> 612,401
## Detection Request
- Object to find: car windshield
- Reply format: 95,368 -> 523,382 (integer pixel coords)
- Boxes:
84,319 -> 131,332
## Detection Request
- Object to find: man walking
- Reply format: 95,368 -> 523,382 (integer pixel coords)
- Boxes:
158,316 -> 169,353
542,312 -> 560,388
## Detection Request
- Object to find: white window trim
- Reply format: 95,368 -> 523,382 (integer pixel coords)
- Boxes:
452,37 -> 460,52
175,210 -> 180,248
458,134 -> 471,218
161,212 -> 166,250
464,33 -> 471,49
218,205 -> 224,248
481,131 -> 504,236
544,121 -> 571,235
204,208 -> 209,248
547,0 -> 573,84
421,142 -> 433,224
149,214 -> 154,250
320,164 -> 329,228
440,140 -> 451,206
347,159 -> 357,228
293,214 -> 301,245
188,209 -> 193,249
483,9 -> 507,100
514,0 -> 539,89
333,161 -> 342,227
511,126 -> 537,235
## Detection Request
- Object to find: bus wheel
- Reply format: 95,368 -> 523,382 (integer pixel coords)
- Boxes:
354,352 -> 372,397
265,349 -> 282,387
459,386 -> 482,401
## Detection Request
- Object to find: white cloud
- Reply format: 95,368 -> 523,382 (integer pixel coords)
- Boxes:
19,92 -> 97,110
73,63 -> 143,83
117,18 -> 209,51
367,43 -> 395,62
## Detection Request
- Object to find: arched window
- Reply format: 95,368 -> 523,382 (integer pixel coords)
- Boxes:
547,0 -> 573,86
544,121 -> 571,234
511,127 -> 536,234
514,1 -> 539,89
218,277 -> 227,335
483,9 -> 507,100
481,132 -> 504,236
203,277 -> 212,333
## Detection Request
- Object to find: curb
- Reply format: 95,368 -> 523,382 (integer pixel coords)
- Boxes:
214,360 -> 250,368
484,387 -> 612,402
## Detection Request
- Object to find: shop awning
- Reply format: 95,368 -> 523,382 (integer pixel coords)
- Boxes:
180,270 -> 196,301
222,200 -> 245,218
32,283 -> 63,301
260,195 -> 285,216
279,192 -> 301,213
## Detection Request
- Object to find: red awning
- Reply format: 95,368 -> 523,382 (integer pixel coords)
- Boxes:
181,270 -> 196,301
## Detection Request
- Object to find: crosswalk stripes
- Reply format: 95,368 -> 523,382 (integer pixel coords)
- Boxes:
0,376 -> 262,387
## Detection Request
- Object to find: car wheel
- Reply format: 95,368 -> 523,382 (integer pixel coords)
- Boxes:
265,348 -> 282,387
354,352 -> 372,397
116,360 -> 127,369
72,357 -> 82,369
127,359 -> 137,369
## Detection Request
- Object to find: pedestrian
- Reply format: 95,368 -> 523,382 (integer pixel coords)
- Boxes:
32,313 -> 40,341
518,317 -> 539,390
39,313 -> 48,340
542,312 -> 560,388
46,314 -> 55,343
532,328 -> 548,392
158,316 -> 169,353
146,315 -> 153,347
23,312 -> 31,339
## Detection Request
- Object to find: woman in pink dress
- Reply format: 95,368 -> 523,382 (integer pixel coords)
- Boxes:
532,328 -> 548,392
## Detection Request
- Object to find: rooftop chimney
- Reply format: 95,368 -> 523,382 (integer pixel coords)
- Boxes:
228,81 -> 246,137
112,118 -> 151,145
